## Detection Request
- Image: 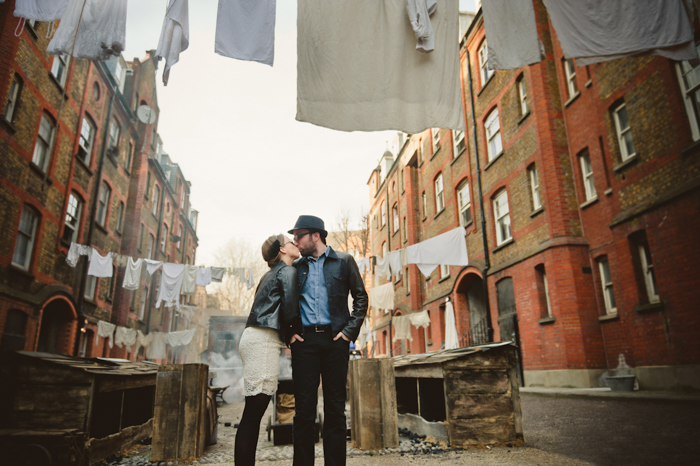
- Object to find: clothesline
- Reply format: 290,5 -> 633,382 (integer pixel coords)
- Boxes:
94,319 -> 197,360
66,242 -> 256,310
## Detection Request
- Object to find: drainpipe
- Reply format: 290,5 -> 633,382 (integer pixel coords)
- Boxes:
75,90 -> 115,354
465,45 -> 494,342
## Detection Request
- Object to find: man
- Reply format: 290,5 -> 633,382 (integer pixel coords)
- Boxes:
288,215 -> 368,466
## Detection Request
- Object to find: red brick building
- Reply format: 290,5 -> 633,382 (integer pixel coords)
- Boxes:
367,3 -> 700,391
0,2 -> 200,362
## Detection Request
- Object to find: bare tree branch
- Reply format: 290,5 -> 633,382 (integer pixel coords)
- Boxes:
209,238 -> 267,315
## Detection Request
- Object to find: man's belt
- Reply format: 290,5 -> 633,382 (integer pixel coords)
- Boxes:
304,324 -> 332,333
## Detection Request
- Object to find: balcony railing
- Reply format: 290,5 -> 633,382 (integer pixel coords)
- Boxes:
458,317 -> 491,348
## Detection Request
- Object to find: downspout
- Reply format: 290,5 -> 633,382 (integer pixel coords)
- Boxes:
465,43 -> 494,342
76,90 -> 116,349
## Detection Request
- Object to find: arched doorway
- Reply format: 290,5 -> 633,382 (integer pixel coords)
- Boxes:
456,273 -> 489,346
37,297 -> 76,355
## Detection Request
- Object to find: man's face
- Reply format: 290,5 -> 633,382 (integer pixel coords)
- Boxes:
293,230 -> 315,256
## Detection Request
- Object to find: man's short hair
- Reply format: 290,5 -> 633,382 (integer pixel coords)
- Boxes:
312,229 -> 328,245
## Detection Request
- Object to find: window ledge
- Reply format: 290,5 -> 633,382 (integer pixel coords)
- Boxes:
107,152 -> 119,168
580,196 -> 599,210
451,147 -> 466,165
28,162 -> 53,185
48,72 -> 70,100
634,300 -> 664,315
461,220 -> 474,229
538,316 -> 556,325
477,73 -> 495,97
75,155 -> 93,174
483,150 -> 505,171
585,79 -> 592,88
430,146 -> 441,160
604,188 -> 612,196
392,229 -> 400,238
613,154 -> 639,172
564,91 -> 581,108
492,238 -> 514,253
95,222 -> 109,235
0,117 -> 18,133
9,264 -> 35,280
433,207 -> 446,220
438,274 -> 451,283
530,206 -> 544,218
517,110 -> 531,125
681,138 -> 700,157
599,313 -> 619,322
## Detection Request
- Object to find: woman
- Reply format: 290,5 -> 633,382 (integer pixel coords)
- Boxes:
234,234 -> 302,466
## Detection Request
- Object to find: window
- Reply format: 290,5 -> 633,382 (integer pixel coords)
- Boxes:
613,103 -> 636,161
405,267 -> 410,294
676,47 -> 700,141
564,59 -> 577,99
62,193 -> 82,244
402,217 -> 407,243
421,192 -> 427,219
528,165 -> 542,210
92,82 -> 101,101
457,181 -> 472,226
400,169 -> 405,192
85,275 -> 97,300
638,241 -> 659,303
392,204 -> 399,233
97,182 -> 110,227
108,119 -> 120,152
114,59 -> 123,87
1,309 -> 28,351
106,266 -> 116,300
435,174 -> 444,212
177,224 -> 183,249
78,116 -> 95,165
12,205 -> 38,270
152,185 -> 160,216
579,150 -> 596,201
140,287 -> 148,320
432,128 -> 440,153
536,265 -> 552,318
380,201 -> 386,227
382,241 -> 388,258
485,109 -> 502,162
180,190 -> 185,209
4,75 -> 21,123
145,172 -> 151,199
518,77 -> 529,116
147,234 -> 154,259
116,201 -> 125,233
125,141 -> 133,171
32,113 -> 55,172
478,40 -> 493,85
493,190 -> 511,245
440,264 -> 449,279
138,224 -> 144,252
418,138 -> 424,164
598,257 -> 616,314
161,224 -> 168,253
51,55 -> 70,86
453,129 -> 465,157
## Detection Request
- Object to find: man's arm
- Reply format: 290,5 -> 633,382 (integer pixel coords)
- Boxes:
340,256 -> 368,341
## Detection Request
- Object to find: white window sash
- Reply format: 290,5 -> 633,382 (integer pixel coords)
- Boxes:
676,59 -> 700,141
453,129 -> 465,157
458,183 -> 471,226
5,78 -> 20,122
85,274 -> 96,300
12,208 -> 38,269
519,79 -> 528,115
543,272 -> 552,317
493,192 -> 511,245
565,60 -> 577,97
529,167 -> 542,210
580,153 -> 596,201
639,245 -> 659,303
613,104 -> 636,161
598,259 -> 616,314
435,176 -> 444,212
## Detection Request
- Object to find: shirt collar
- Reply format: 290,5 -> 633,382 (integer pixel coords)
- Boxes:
305,246 -> 331,263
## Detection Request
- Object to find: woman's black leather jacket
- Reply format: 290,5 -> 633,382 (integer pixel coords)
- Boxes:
246,261 -> 302,343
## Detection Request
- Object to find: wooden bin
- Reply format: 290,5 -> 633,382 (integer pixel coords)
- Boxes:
349,358 -> 399,450
152,364 -> 209,462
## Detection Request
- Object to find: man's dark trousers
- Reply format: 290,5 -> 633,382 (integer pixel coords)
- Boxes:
291,330 -> 349,466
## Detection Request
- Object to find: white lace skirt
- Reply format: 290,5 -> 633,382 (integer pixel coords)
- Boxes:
239,326 -> 283,397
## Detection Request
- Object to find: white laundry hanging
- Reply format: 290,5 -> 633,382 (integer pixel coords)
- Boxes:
66,242 -> 89,267
156,0 -> 189,85
87,249 -> 113,278
387,250 -> 403,278
166,328 -> 196,347
134,329 -> 147,354
407,0 -> 437,53
355,257 -> 370,275
14,0 -> 68,21
444,301 -> 459,350
408,310 -> 431,329
211,267 -> 225,282
122,257 -> 143,290
155,263 -> 186,308
406,226 -> 468,277
144,259 -> 163,275
195,266 -> 212,286
145,331 -> 168,360
392,315 -> 413,342
368,282 -> 394,310
375,256 -> 392,281
215,0 -> 276,66
95,320 -> 116,348
180,265 -> 198,295
47,0 -> 128,60
482,0 -> 544,70
296,0 -> 464,133
245,267 -> 255,289
114,326 -> 137,349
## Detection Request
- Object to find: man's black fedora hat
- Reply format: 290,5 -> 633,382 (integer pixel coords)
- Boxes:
288,215 -> 327,236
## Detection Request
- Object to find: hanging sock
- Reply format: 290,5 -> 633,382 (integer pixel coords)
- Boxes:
47,0 -> 128,60
481,0 -> 544,70
156,0 -> 189,85
215,0 -> 276,66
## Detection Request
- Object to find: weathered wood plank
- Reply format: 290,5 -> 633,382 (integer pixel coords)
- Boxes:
442,349 -> 512,370
151,366 -> 182,461
446,394 -> 514,420
13,411 -> 87,430
16,365 -> 92,384
13,385 -> 91,413
89,419 -> 153,464
379,359 -> 399,448
96,375 -> 157,393
349,359 -> 398,450
508,367 -> 523,437
394,363 -> 443,379
447,417 -> 517,446
443,369 -> 511,395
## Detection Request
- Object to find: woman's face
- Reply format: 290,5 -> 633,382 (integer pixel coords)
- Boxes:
281,238 -> 301,260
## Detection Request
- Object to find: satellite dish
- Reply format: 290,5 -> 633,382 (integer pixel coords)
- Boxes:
137,105 -> 156,124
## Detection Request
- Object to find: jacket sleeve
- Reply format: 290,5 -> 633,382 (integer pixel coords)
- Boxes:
279,265 -> 302,341
342,256 -> 369,341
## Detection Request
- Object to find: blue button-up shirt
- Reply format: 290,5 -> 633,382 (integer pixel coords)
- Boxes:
299,246 -> 331,327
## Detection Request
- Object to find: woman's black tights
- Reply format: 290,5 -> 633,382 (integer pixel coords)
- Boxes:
234,393 -> 272,466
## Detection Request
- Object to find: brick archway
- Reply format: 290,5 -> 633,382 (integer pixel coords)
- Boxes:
36,295 -> 78,355
454,269 -> 489,346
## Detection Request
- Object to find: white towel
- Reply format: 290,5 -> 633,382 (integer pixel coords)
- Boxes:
95,320 -> 116,348
166,328 -> 196,347
407,0 -> 437,53
155,263 -> 186,308
543,0 -> 698,66
180,265 -> 198,295
87,249 -> 113,278
406,227 -> 468,277
296,0 -> 464,133
47,0 -> 127,60
14,0 -> 68,21
195,266 -> 212,286
368,282 -> 395,310
376,256 -> 392,281
392,315 -> 413,342
156,0 -> 189,85
482,0 -> 544,70
408,310 -> 431,329
387,250 -> 403,278
144,259 -> 163,275
122,257 -> 143,291
215,0 -> 276,66
211,267 -> 225,282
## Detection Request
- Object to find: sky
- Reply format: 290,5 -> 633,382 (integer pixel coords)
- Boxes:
123,0 -> 477,266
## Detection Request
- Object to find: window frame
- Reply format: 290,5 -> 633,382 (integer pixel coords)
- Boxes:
638,243 -> 659,303
485,109 -> 502,162
78,115 -> 96,165
12,205 -> 39,271
613,103 -> 636,162
152,185 -> 160,216
62,192 -> 82,244
85,274 -> 97,300
493,190 -> 512,246
32,113 -> 55,173
432,128 -> 440,154
392,204 -> 399,233
51,55 -> 70,87
421,191 -> 428,220
457,180 -> 472,227
4,75 -> 22,123
116,200 -> 125,233
675,49 -> 700,141
528,165 -> 542,210
97,181 -> 110,227
440,264 -> 450,279
139,286 -> 148,320
564,59 -> 578,98
108,119 -> 120,153
147,234 -> 155,259
518,77 -> 529,116
478,40 -> 493,85
434,174 -> 444,213
453,129 -> 465,157
161,224 -> 168,253
579,150 -> 597,201
380,201 -> 386,227
598,257 -> 617,315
